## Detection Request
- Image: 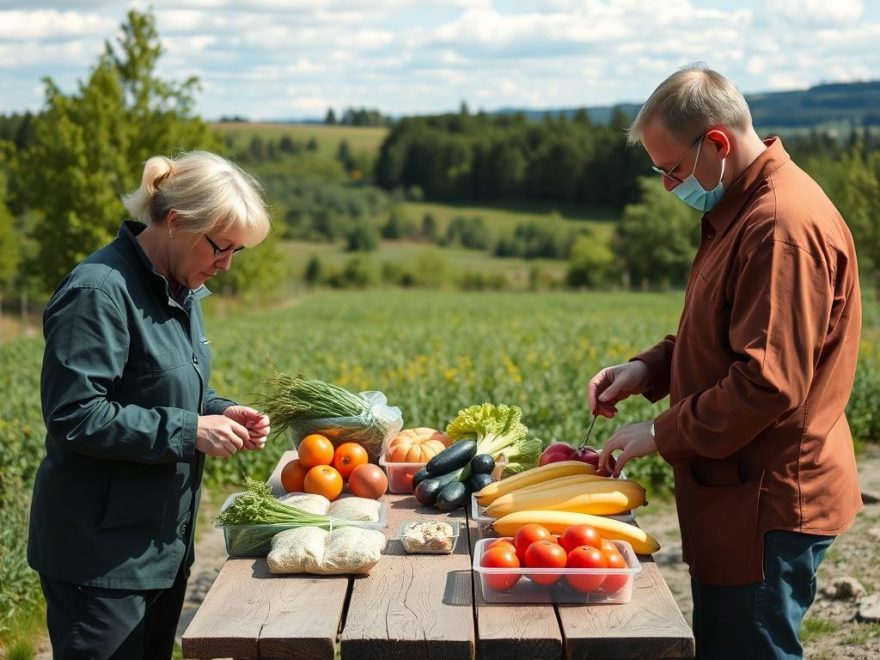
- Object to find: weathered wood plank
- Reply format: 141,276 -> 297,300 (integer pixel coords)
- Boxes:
339,495 -> 475,660
182,558 -> 348,660
466,518 -> 564,660
557,556 -> 695,659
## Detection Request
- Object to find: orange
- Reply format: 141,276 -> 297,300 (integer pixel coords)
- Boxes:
297,433 -> 335,468
280,458 -> 308,493
332,442 -> 369,480
303,464 -> 344,500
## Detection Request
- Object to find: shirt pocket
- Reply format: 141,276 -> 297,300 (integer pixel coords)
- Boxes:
128,349 -> 191,375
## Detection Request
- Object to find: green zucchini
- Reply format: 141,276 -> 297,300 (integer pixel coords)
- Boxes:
414,469 -> 463,506
426,440 -> 477,475
434,480 -> 468,511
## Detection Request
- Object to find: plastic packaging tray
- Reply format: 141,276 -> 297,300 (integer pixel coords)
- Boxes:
469,492 -> 636,538
219,493 -> 387,557
472,538 -> 641,604
380,453 -> 508,494
398,519 -> 460,554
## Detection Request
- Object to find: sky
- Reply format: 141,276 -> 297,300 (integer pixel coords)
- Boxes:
1,0 -> 879,121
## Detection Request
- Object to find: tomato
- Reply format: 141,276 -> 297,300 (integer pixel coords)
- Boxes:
600,546 -> 630,595
280,458 -> 308,493
559,524 -> 603,554
303,464 -> 343,500
565,545 -> 607,593
600,539 -> 620,557
485,537 -> 516,554
298,434 -> 335,468
481,546 -> 520,591
524,540 -> 567,586
513,524 -> 554,563
332,442 -> 368,479
347,463 -> 388,499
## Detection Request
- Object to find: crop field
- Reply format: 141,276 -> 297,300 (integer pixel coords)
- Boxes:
213,121 -> 388,158
2,289 -> 878,639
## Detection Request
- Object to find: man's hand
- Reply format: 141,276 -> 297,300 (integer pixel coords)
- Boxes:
196,415 -> 249,457
587,361 -> 651,418
599,421 -> 657,477
223,405 -> 271,451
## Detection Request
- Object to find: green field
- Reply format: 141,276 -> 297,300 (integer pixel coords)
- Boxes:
2,288 -> 878,645
213,121 -> 388,158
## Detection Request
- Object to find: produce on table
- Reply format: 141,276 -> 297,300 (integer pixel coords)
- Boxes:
347,463 -> 389,499
400,521 -> 457,554
490,510 -> 661,554
385,427 -> 450,462
476,522 -> 638,596
280,459 -> 308,493
445,403 -> 540,476
475,460 -> 597,507
332,442 -> 369,479
298,433 -> 336,468
484,477 -> 646,518
267,526 -> 386,575
257,372 -> 402,461
303,464 -> 344,500
413,445 -> 499,511
217,477 -> 357,529
539,442 -> 617,476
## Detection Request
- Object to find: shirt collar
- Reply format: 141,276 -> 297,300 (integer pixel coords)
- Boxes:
702,137 -> 791,236
118,220 -> 212,305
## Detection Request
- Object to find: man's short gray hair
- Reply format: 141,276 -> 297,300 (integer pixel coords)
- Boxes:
627,62 -> 753,145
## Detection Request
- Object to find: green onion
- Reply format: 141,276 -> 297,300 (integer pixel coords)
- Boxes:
217,477 -> 352,529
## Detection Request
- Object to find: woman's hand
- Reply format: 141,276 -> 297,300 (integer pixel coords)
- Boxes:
223,405 -> 270,450
196,415 -> 249,457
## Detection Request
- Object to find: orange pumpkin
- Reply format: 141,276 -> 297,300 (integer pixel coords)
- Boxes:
386,427 -> 450,463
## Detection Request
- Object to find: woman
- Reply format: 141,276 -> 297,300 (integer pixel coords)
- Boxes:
28,150 -> 273,659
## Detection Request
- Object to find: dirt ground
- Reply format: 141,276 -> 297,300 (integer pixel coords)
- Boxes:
173,446 -> 880,659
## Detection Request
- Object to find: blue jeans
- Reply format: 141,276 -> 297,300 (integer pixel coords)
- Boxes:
691,530 -> 834,660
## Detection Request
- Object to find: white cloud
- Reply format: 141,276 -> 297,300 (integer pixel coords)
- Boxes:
766,0 -> 863,24
0,9 -> 115,40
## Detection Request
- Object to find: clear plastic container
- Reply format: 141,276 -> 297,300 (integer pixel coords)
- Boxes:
380,453 -> 508,494
219,493 -> 388,557
398,519 -> 460,554
472,538 -> 641,604
469,492 -> 636,538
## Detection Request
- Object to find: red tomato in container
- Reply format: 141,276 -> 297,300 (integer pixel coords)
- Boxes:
565,545 -> 607,593
485,537 -> 517,554
481,546 -> 521,591
559,524 -> 603,554
513,524 -> 554,563
524,540 -> 568,586
600,544 -> 630,594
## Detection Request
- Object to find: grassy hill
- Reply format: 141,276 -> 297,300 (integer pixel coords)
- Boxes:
213,121 -> 387,158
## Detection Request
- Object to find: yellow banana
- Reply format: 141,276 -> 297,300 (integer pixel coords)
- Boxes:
490,510 -> 661,554
474,461 -> 596,506
495,473 -> 617,498
485,479 -> 646,518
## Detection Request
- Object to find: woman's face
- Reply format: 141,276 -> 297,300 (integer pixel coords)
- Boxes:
170,224 -> 251,290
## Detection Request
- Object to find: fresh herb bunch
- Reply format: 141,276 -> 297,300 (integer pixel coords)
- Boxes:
217,477 -> 350,528
257,372 -> 370,436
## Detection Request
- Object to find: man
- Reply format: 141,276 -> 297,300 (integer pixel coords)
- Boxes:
590,63 -> 862,659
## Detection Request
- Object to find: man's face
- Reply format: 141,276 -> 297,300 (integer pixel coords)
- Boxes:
642,116 -> 714,192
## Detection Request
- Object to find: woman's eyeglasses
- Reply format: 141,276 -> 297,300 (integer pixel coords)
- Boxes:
204,234 -> 245,258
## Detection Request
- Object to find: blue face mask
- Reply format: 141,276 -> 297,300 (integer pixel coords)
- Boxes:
672,138 -> 726,212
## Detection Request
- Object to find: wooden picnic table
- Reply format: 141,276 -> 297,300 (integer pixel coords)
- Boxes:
182,450 -> 695,659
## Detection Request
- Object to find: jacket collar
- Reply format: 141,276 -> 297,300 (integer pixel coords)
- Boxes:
702,137 -> 790,236
118,221 -> 212,306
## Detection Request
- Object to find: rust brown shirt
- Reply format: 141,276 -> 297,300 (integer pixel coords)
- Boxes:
635,138 -> 862,585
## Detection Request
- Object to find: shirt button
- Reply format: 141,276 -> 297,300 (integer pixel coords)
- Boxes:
180,522 -> 189,536
192,354 -> 199,364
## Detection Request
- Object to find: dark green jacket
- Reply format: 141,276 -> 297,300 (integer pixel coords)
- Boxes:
28,221 -> 235,589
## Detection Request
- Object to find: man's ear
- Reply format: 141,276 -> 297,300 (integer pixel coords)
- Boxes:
705,129 -> 731,158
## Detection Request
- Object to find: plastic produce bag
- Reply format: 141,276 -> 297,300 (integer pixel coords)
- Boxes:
290,391 -> 403,462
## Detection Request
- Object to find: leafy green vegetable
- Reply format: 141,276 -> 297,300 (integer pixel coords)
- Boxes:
445,403 -> 540,476
258,372 -> 371,431
217,477 -> 351,528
